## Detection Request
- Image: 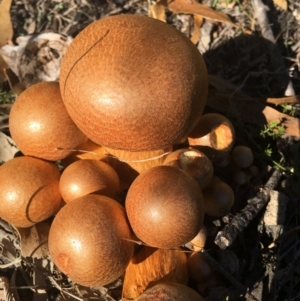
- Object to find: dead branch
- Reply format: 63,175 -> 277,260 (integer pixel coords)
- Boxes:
214,169 -> 282,249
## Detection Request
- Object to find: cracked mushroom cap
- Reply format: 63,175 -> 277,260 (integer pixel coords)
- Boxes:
0,156 -> 62,228
59,14 -> 208,151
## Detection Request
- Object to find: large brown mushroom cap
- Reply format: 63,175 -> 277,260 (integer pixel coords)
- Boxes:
60,14 -> 208,151
48,194 -> 135,287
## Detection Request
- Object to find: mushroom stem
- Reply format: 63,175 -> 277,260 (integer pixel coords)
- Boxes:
103,146 -> 173,175
60,142 -> 173,189
163,148 -> 213,189
188,113 -> 235,161
122,246 -> 188,300
189,122 -> 233,150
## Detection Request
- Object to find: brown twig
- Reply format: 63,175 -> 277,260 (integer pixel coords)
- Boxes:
214,169 -> 282,249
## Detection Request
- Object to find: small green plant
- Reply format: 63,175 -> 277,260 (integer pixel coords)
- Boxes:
283,39 -> 293,47
280,104 -> 298,117
260,120 -> 285,140
263,144 -> 273,157
37,9 -> 42,23
54,3 -> 64,10
242,121 -> 286,171
0,89 -> 15,104
212,0 -> 220,8
47,14 -> 53,23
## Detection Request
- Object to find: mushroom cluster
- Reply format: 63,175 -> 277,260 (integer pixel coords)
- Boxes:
1,14 -> 257,299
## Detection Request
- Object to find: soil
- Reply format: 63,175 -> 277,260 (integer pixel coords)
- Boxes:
1,0 -> 300,300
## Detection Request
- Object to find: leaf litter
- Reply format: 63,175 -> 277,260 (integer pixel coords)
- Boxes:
0,0 -> 300,300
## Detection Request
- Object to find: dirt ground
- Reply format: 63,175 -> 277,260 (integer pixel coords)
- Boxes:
1,0 -> 300,300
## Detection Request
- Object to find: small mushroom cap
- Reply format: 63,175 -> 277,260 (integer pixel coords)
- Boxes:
48,194 -> 134,287
0,156 -> 62,228
125,165 -> 204,249
233,170 -> 249,185
59,159 -> 120,202
187,251 -> 214,283
163,148 -> 213,189
188,113 -> 235,159
9,82 -> 87,161
202,177 -> 234,217
60,14 -> 208,151
185,225 -> 207,252
232,145 -> 254,168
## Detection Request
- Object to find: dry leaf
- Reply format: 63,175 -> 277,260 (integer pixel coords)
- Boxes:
262,106 -> 300,137
0,217 -> 21,270
190,14 -> 204,44
272,0 -> 287,11
3,68 -> 26,95
0,132 -> 19,164
0,0 -> 12,87
206,76 -> 300,137
17,222 -> 50,258
206,88 -> 300,138
0,0 -> 13,47
0,55 -> 8,85
158,0 -> 235,25
17,223 -> 52,301
0,277 -> 9,300
0,276 -> 18,301
149,2 -> 166,22
0,236 -> 19,265
122,246 -> 189,300
267,95 -> 300,105
0,32 -> 72,88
